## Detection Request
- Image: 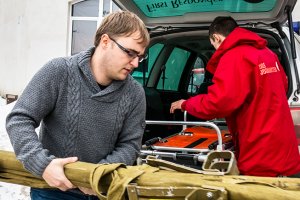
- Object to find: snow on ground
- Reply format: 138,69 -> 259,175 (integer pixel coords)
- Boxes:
0,98 -> 30,199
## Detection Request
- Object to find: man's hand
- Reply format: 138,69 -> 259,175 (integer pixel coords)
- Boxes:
42,157 -> 78,191
170,99 -> 186,113
78,187 -> 97,196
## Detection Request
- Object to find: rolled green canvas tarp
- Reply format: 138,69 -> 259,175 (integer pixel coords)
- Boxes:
1,150 -> 300,200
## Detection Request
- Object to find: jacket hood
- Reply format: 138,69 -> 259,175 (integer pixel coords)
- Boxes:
206,27 -> 267,74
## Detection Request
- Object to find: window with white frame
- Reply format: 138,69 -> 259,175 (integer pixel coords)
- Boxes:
69,0 -> 120,55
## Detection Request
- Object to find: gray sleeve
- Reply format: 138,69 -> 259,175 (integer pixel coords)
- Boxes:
5,58 -> 65,177
99,82 -> 146,165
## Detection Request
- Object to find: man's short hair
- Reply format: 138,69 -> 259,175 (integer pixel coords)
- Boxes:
209,16 -> 238,40
94,11 -> 150,47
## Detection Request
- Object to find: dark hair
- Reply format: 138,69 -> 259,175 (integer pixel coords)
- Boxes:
209,16 -> 238,40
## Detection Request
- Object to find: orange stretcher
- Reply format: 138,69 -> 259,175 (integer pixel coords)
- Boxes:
152,126 -> 231,150
140,116 -> 233,169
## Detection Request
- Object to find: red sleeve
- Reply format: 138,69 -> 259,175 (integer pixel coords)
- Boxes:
183,51 -> 251,120
181,100 -> 187,110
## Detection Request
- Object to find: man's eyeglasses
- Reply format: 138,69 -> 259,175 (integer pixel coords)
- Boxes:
109,37 -> 148,63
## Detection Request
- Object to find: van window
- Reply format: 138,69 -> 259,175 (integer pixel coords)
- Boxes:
157,47 -> 190,91
188,57 -> 206,94
132,43 -> 164,85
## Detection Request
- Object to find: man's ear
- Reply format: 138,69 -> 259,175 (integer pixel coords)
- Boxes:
213,33 -> 221,43
100,34 -> 109,48
213,33 -> 226,46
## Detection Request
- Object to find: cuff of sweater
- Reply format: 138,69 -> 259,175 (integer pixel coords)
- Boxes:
22,152 -> 56,177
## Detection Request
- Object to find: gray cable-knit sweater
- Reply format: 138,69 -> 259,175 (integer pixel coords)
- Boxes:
6,47 -> 146,177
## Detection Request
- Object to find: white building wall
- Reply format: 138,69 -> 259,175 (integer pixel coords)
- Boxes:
293,1 -> 300,21
0,0 -> 70,97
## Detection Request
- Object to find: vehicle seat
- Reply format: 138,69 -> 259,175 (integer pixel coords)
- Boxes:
144,87 -> 165,121
143,87 -> 168,143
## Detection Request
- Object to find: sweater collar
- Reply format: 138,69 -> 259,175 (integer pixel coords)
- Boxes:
76,47 -> 128,97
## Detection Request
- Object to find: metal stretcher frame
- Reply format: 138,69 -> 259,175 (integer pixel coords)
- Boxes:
145,119 -> 223,152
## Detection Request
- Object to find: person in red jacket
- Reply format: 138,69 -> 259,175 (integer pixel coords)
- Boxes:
170,16 -> 300,177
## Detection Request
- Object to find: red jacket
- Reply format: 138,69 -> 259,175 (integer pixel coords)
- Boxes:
182,27 -> 300,176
